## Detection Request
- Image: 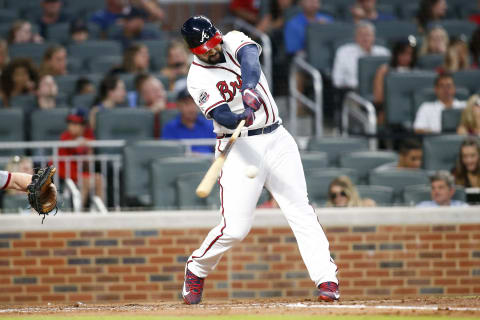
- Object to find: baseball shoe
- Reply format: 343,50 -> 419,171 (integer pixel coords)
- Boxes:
182,268 -> 205,305
318,281 -> 340,302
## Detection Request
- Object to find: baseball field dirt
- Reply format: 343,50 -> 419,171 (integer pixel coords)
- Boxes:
1,296 -> 480,319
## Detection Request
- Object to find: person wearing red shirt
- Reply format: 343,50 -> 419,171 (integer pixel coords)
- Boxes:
230,0 -> 261,25
58,108 -> 104,208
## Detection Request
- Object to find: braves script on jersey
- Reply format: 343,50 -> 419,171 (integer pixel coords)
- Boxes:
184,30 -> 338,298
187,31 -> 280,135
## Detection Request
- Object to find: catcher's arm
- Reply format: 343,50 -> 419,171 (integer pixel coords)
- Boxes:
6,172 -> 33,192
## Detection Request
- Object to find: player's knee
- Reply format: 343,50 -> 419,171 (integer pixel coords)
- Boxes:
225,225 -> 251,242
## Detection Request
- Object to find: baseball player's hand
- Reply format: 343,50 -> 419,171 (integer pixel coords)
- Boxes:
239,108 -> 255,127
241,88 -> 264,112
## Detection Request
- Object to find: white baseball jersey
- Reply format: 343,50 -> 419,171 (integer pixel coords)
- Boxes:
184,30 -> 338,290
0,170 -> 11,189
187,31 -> 282,135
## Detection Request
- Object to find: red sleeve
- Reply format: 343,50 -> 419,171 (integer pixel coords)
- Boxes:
1,172 -> 11,190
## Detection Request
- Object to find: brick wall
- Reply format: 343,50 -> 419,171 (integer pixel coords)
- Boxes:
1,214 -> 479,304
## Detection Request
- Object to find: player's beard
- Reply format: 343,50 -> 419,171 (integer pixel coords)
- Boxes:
206,51 -> 226,64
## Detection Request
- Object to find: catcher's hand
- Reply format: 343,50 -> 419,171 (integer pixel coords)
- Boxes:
27,166 -> 58,222
241,88 -> 264,112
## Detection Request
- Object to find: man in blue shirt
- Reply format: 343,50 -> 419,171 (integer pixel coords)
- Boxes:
162,88 -> 216,154
284,0 -> 334,55
417,171 -> 468,208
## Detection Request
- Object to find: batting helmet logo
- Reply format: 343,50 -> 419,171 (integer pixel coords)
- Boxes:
181,16 -> 223,55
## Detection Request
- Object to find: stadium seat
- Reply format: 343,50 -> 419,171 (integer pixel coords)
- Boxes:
30,108 -> 69,141
307,136 -> 369,166
176,172 -> 219,210
339,150 -> 398,184
0,23 -> 10,38
400,2 -> 457,20
71,94 -> 96,109
4,0 -> 39,14
300,152 -> 328,171
68,41 -> 122,66
417,54 -> 444,70
403,184 -> 466,206
0,8 -> 17,23
423,134 -> 465,171
67,57 -> 83,74
46,23 -> 70,44
384,71 -> 437,127
9,94 -> 35,110
123,140 -> 186,206
151,157 -> 211,209
95,109 -> 154,142
88,55 -> 122,74
369,168 -> 430,204
0,109 -> 24,156
305,168 -> 359,206
358,56 -> 390,100
434,20 -> 477,39
55,74 -> 80,97
118,73 -> 136,92
1,194 -> 29,213
412,86 -> 470,117
159,109 -> 180,137
441,109 -> 463,133
322,0 -> 355,19
356,185 -> 394,206
63,0 -> 104,18
453,70 -> 480,94
138,40 -> 169,71
9,42 -> 51,66
375,21 -> 419,46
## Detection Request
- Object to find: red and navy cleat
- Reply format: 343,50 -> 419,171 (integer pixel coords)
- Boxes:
318,281 -> 340,302
182,269 -> 205,305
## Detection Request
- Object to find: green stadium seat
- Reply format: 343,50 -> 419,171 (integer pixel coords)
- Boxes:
1,194 -> 29,213
9,42 -> 50,65
384,71 -> 436,127
339,151 -> 398,184
176,172 -> 220,210
356,185 -> 394,206
67,57 -> 83,74
95,109 -> 154,141
45,23 -> 70,44
87,55 -> 122,74
123,140 -> 186,206
151,157 -> 211,209
441,109 -> 463,133
55,74 -> 80,97
0,109 -> 24,156
71,94 -> 95,109
9,94 -> 35,110
138,40 -> 169,71
358,56 -> 390,99
403,184 -> 466,206
118,73 -> 136,92
68,41 -> 122,66
305,167 -> 359,206
375,21 -> 418,46
369,168 -> 430,203
435,20 -> 477,39
453,70 -> 480,94
307,136 -> 369,166
322,0 -> 355,19
300,152 -> 328,171
0,9 -> 17,23
423,134 -> 465,171
417,54 -> 444,70
30,108 -> 69,141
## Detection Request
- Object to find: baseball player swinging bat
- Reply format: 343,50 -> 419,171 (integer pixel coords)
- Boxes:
196,120 -> 246,198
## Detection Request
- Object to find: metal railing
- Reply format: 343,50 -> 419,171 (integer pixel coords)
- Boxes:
341,91 -> 377,150
288,55 -> 323,137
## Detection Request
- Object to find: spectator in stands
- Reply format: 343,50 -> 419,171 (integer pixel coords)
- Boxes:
37,0 -> 70,38
470,27 -> 480,68
457,95 -> 480,136
161,87 -> 215,153
130,0 -> 165,22
418,25 -> 449,57
257,0 -> 293,33
113,7 -> 159,49
58,108 -> 104,209
349,0 -> 395,24
39,45 -> 67,76
7,20 -> 43,44
69,19 -> 90,44
284,0 -> 334,55
414,73 -> 466,134
161,40 -> 190,92
0,58 -> 39,106
332,21 -> 389,90
0,40 -> 9,76
89,74 -> 126,130
373,37 -> 417,123
4,156 -> 34,195
326,176 -> 376,207
452,137 -> 480,188
229,0 -> 261,25
90,0 -> 126,32
132,73 -> 173,112
470,0 -> 480,25
75,78 -> 96,96
417,170 -> 468,207
416,0 -> 447,34
35,74 -> 58,110
398,139 -> 423,169
110,44 -> 150,75
438,37 -> 470,73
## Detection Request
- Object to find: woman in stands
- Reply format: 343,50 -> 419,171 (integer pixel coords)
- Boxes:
416,0 -> 447,34
89,74 -> 126,130
418,25 -> 449,57
7,20 -> 43,44
326,176 -> 376,208
452,137 -> 480,188
39,45 -> 67,76
373,37 -> 417,124
438,37 -> 470,73
457,95 -> 480,136
470,27 -> 480,68
110,44 -> 150,75
160,40 -> 190,92
0,40 -> 9,76
0,58 -> 39,106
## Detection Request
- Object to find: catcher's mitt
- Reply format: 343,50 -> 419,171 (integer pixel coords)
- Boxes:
27,166 -> 58,223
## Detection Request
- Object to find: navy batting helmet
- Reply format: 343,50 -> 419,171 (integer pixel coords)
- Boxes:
181,16 -> 222,55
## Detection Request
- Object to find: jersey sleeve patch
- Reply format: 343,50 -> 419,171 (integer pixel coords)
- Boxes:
198,91 -> 210,106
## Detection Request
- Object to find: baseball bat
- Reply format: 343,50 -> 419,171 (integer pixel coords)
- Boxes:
196,120 -> 246,198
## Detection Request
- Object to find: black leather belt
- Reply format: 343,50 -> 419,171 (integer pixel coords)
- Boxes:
219,122 -> 280,138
